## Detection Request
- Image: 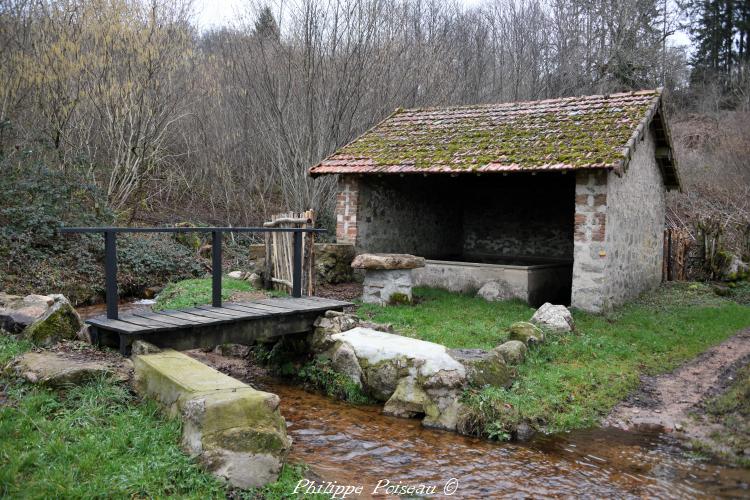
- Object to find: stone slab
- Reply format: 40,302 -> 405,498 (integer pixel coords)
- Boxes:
133,349 -> 291,489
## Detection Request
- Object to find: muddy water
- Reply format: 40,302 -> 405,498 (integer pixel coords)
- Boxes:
253,379 -> 749,498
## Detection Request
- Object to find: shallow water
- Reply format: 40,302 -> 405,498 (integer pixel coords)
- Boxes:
76,300 -> 150,320
259,379 -> 749,498
76,302 -> 749,498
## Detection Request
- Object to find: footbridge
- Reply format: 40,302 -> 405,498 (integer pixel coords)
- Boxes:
59,225 -> 351,354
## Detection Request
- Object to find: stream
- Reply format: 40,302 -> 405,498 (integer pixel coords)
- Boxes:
78,303 -> 750,498
263,377 -> 748,498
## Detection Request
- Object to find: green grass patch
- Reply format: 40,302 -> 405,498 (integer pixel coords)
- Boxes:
357,284 -> 750,435
298,358 -> 376,405
0,335 -> 32,366
0,336 -> 321,498
699,362 -> 750,466
357,287 -> 535,349
154,277 -> 255,310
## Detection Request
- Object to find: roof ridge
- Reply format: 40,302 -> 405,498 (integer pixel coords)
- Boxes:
394,89 -> 661,115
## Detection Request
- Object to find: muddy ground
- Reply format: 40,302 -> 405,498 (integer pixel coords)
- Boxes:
605,328 -> 750,462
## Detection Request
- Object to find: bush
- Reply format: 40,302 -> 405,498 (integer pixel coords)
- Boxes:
0,155 -> 202,303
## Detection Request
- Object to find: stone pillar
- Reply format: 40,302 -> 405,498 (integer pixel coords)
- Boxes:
362,269 -> 415,305
335,175 -> 360,244
571,171 -> 609,312
351,253 -> 426,306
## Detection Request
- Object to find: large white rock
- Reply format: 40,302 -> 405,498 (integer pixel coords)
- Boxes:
320,326 -> 518,432
331,327 -> 465,380
530,303 -> 575,333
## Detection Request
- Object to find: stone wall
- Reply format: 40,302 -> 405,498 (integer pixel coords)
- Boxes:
604,127 -> 665,306
355,176 -> 463,258
335,176 -> 360,244
571,171 -> 609,311
461,175 -> 575,260
336,174 -> 574,261
571,128 -> 665,312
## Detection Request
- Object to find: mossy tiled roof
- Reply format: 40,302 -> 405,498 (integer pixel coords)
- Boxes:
310,89 -> 672,177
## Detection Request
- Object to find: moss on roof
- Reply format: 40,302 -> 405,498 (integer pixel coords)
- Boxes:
310,90 -> 662,174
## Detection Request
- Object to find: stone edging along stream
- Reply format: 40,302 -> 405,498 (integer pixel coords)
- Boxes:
301,305 -> 574,435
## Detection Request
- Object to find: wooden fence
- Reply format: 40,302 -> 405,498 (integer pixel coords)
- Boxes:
264,210 -> 316,295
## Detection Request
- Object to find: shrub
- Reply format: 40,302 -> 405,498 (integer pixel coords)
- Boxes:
0,155 -> 202,303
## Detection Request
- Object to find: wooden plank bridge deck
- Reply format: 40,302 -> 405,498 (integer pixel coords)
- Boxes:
86,296 -> 352,354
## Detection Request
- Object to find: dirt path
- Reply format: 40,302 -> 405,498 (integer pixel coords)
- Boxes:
605,328 -> 750,434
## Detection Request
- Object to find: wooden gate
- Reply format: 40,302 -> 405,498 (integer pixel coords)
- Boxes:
663,228 -> 691,281
264,210 -> 316,295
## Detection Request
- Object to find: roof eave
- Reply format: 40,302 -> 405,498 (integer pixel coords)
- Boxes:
616,89 -> 681,191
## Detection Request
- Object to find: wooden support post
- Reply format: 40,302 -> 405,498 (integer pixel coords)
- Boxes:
292,230 -> 303,298
212,230 -> 222,307
104,230 -> 119,320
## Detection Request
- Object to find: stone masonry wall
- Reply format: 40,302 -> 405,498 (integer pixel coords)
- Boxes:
571,170 -> 609,311
355,176 -> 462,257
571,129 -> 665,312
604,127 -> 665,306
336,174 -> 574,261
462,174 -> 574,260
335,175 -> 360,244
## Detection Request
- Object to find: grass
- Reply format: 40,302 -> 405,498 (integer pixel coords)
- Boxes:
0,336 -> 318,498
154,277 -> 255,311
357,283 -> 750,435
700,362 -> 750,466
298,358 -> 376,405
358,288 -> 535,349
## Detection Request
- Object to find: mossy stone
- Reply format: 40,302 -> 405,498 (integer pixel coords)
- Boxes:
508,321 -> 544,345
493,340 -> 527,365
22,299 -> 81,346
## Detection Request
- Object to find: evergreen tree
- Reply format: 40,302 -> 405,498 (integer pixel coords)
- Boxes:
254,5 -> 280,41
686,0 -> 739,83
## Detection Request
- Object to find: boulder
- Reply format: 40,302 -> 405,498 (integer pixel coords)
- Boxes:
4,351 -> 121,387
328,342 -> 363,386
133,349 -> 291,488
448,349 -> 514,388
530,303 -> 575,333
331,328 -> 466,389
476,281 -> 514,302
0,293 -> 53,333
311,310 -> 360,351
351,253 -> 425,270
508,322 -> 544,345
132,340 -> 162,355
247,273 -> 264,290
0,294 -> 83,346
722,255 -> 749,282
315,243 -> 355,284
383,376 -> 435,418
493,340 -> 527,365
227,271 -> 245,279
329,327 -> 469,431
213,343 -> 251,358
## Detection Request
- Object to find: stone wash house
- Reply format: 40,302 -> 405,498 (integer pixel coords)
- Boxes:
309,89 -> 680,312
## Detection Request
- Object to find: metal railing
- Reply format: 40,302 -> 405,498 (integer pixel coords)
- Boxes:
58,226 -> 326,320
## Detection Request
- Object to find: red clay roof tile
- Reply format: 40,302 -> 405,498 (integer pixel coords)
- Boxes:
310,90 -> 663,176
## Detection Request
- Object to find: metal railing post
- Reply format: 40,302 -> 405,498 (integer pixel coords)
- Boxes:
104,230 -> 119,320
212,230 -> 222,307
292,230 -> 303,298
